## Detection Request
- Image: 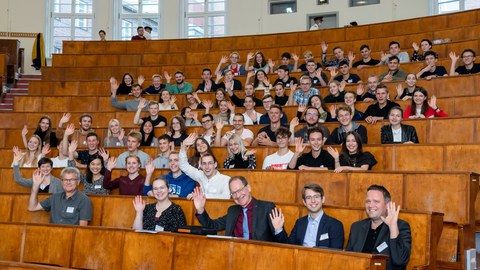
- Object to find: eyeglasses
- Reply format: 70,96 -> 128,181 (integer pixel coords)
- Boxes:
62,178 -> 78,183
306,113 -> 318,117
230,185 -> 247,197
304,194 -> 322,201
263,100 -> 273,104
201,120 -> 212,124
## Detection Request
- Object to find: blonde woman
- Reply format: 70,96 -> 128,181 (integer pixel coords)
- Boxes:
223,134 -> 256,169
103,119 -> 127,147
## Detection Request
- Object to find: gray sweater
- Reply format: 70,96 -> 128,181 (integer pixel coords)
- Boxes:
13,165 -> 63,193
110,97 -> 148,111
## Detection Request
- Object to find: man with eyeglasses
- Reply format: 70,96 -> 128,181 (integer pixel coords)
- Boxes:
449,48 -> 480,76
191,175 -> 278,241
262,127 -> 293,170
200,114 -> 216,145
270,183 -> 344,248
179,133 -> 230,199
215,51 -> 246,76
288,75 -> 319,106
259,95 -> 288,125
289,107 -> 330,144
227,83 -> 262,108
28,167 -> 92,226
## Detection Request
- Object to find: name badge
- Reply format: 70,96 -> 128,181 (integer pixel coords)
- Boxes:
116,142 -> 121,146
155,225 -> 164,232
319,233 -> 329,241
376,241 -> 388,253
94,185 -> 102,189
66,207 -> 75,213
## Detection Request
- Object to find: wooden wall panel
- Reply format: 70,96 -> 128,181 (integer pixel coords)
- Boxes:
23,225 -> 73,267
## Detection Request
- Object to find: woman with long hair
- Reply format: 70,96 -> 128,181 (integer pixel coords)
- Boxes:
223,134 -> 256,169
167,115 -> 188,147
103,155 -> 154,195
246,51 -> 270,73
140,119 -> 158,147
395,73 -> 423,101
103,119 -> 127,147
327,131 -> 377,173
381,106 -> 419,144
181,106 -> 201,126
404,88 -> 448,119
188,137 -> 214,169
13,135 -> 44,167
158,89 -> 179,110
22,115 -> 58,148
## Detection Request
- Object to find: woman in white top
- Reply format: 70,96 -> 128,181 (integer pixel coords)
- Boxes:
12,135 -> 45,167
158,89 -> 179,110
243,96 -> 263,125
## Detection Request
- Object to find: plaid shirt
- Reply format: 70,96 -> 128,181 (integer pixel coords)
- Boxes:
293,88 -> 319,105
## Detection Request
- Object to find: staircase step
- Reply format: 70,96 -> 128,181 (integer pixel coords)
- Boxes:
0,104 -> 13,111
20,74 -> 42,79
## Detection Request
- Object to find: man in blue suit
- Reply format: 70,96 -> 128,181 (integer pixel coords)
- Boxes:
270,183 -> 344,248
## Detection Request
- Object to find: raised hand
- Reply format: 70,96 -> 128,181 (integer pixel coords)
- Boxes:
247,52 -> 254,60
269,208 -> 285,231
68,140 -> 78,154
412,42 -> 419,51
268,58 -> 275,69
292,53 -> 299,62
244,149 -> 256,157
294,137 -> 306,154
290,117 -> 300,129
137,75 -> 145,86
145,160 -> 155,175
12,146 -> 25,165
313,68 -> 323,79
449,51 -> 459,62
219,55 -> 228,64
321,41 -> 328,53
226,101 -> 235,113
169,95 -> 177,106
380,51 -> 388,62
138,98 -> 148,110
98,147 -> 109,161
339,80 -> 347,91
32,169 -> 45,188
428,95 -> 437,109
191,186 -> 207,213
202,99 -> 213,109
214,117 -> 224,130
182,133 -> 197,147
118,128 -> 125,141
132,195 -> 146,212
192,111 -> 198,120
329,67 -> 338,78
163,71 -> 171,83
290,82 -> 297,92
59,113 -> 71,126
329,104 -> 337,119
326,146 -> 339,160
64,123 -> 75,137
41,144 -> 51,156
348,51 -> 355,62
380,201 -> 400,228
106,156 -> 117,170
22,125 -> 28,137
247,70 -> 255,78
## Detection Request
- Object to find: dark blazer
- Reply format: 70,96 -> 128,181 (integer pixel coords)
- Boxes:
196,199 -> 277,241
274,213 -> 344,249
380,124 -> 419,144
346,218 -> 412,270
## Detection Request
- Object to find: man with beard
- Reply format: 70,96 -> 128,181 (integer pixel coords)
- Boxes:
191,176 -> 278,241
56,113 -> 95,146
215,113 -> 253,146
289,106 -> 330,143
346,185 -> 411,270
270,183 -> 344,248
164,70 -> 193,94
288,127 -> 334,170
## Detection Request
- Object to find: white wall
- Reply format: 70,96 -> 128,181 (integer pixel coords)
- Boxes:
0,0 -> 430,74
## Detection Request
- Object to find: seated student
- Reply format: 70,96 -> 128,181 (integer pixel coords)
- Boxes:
217,113 -> 254,146
327,131 -> 377,172
153,134 -> 173,168
356,75 -> 378,102
304,59 -> 328,87
404,88 -> 448,119
164,71 -> 193,94
110,82 -> 148,111
188,137 -> 214,169
329,91 -> 364,121
198,114 -> 216,145
346,185 -> 411,270
327,105 -> 368,145
140,119 -> 158,147
207,100 -> 231,125
223,134 -> 257,169
324,81 -> 346,103
13,154 -> 62,193
66,128 -> 101,168
245,51 -> 270,74
227,83 -> 262,108
158,89 -> 179,111
68,140 -> 109,195
50,138 -> 69,168
381,106 -> 419,144
288,127 -> 335,170
416,51 -> 448,80
262,127 -> 294,170
12,135 -> 44,168
305,95 -> 330,123
215,51 -> 246,76
273,82 -> 289,106
449,49 -> 480,75
142,74 -> 165,95
378,56 -> 408,82
181,107 -> 201,127
112,73 -> 144,95
381,41 -> 410,63
28,167 -> 93,226
411,39 -> 433,62
131,26 -> 146,40
196,68 -> 218,92
259,96 -> 288,125
254,104 -> 287,146
185,92 -> 206,110
179,133 -> 230,199
56,113 -> 96,146
167,116 -> 189,147
395,73 -> 424,101
215,68 -> 243,91
246,70 -> 272,91
297,50 -> 322,72
288,75 -> 319,105
133,99 -> 168,127
132,176 -> 187,231
270,183 -> 344,248
364,84 -> 400,124
243,96 -> 264,125
290,107 -> 330,144
321,41 -> 349,69
103,156 -> 153,195
104,119 -> 127,147
22,115 -> 58,148
277,52 -> 299,72
352,45 -> 381,69
330,60 -> 362,84
114,131 -> 151,168
273,65 -> 298,88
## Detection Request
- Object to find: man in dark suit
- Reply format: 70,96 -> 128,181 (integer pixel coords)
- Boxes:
192,176 -> 277,241
269,183 -> 344,248
346,185 -> 411,270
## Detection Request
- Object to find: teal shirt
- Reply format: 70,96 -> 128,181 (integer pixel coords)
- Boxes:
166,82 -> 193,94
